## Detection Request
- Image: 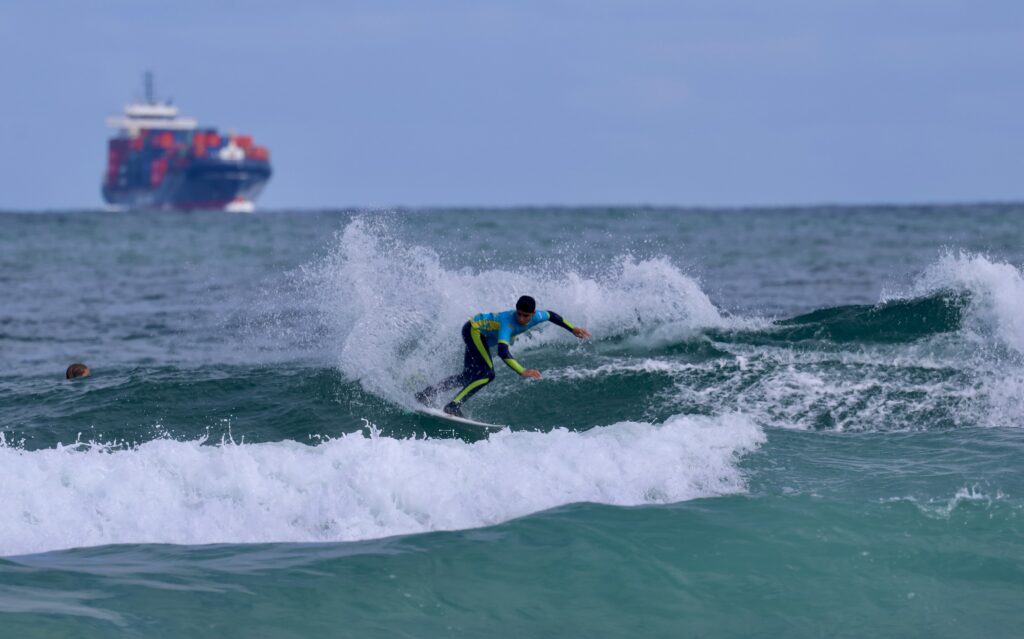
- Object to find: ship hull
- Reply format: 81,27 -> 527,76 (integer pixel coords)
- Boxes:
102,159 -> 271,211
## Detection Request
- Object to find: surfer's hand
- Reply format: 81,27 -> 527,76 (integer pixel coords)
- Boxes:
521,369 -> 542,379
572,327 -> 592,339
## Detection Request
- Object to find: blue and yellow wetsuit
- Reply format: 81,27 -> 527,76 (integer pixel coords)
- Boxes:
416,310 -> 578,411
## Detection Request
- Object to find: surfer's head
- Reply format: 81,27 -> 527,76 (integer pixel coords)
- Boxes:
65,363 -> 90,380
515,295 -> 536,325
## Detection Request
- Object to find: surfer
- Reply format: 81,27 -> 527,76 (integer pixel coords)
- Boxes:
416,295 -> 591,416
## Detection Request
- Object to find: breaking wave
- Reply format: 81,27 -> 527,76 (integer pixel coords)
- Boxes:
0,413 -> 763,556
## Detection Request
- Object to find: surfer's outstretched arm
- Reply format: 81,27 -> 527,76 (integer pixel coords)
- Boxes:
497,341 -> 541,379
548,311 -> 592,339
497,341 -> 527,375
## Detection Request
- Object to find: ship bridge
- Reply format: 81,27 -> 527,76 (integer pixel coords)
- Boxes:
106,73 -> 197,135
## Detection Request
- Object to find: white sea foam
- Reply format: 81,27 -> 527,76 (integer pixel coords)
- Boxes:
883,485 -> 1010,519
306,217 -> 729,404
549,358 -> 700,380
896,252 -> 1024,425
0,412 -> 764,556
647,252 -> 1024,431
546,345 -> 980,432
890,251 -> 1024,356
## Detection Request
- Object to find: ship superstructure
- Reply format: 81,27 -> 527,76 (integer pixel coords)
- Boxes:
102,73 -> 271,212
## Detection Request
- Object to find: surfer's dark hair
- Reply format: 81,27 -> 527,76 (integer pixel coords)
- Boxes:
516,295 -> 536,313
65,363 -> 90,379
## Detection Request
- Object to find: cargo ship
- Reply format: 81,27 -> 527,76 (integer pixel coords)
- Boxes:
102,73 -> 272,212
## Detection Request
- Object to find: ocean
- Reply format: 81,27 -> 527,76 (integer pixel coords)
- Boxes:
1,206 -> 1021,637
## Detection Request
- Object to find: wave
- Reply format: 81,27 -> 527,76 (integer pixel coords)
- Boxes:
0,413 -> 764,556
766,292 -> 966,344
894,251 -> 1024,356
537,253 -> 1024,432
8,231 -> 1024,450
0,366 -> 377,450
305,217 -> 734,406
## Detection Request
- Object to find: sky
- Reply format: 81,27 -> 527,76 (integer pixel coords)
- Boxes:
0,0 -> 1022,209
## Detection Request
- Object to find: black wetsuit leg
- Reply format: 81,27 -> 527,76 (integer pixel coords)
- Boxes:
416,322 -> 496,407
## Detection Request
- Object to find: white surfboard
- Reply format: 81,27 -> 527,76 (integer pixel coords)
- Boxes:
414,406 -> 506,431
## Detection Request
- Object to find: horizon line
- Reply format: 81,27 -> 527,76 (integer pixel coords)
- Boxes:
2,199 -> 1023,215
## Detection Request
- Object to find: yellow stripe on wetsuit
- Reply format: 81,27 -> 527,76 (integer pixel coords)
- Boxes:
454,376 -> 490,402
453,325 -> 495,402
498,340 -> 526,375
470,325 -> 493,369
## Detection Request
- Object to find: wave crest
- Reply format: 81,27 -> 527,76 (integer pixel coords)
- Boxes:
0,413 -> 763,556
894,251 -> 1024,356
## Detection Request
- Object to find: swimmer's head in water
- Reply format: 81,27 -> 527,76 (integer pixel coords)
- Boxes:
65,363 -> 90,379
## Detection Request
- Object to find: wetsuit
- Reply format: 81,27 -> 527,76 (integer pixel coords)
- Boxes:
416,310 -> 578,412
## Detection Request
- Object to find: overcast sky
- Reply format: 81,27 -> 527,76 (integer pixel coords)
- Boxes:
1,1 -> 1021,209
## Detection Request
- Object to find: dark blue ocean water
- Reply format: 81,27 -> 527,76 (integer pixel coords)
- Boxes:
1,206 -> 1022,637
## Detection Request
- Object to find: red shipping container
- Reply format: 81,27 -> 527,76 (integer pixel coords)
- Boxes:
150,159 -> 166,185
207,133 -> 221,147
236,135 -> 253,150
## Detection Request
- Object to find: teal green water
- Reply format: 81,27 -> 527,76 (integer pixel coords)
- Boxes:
1,206 -> 1022,636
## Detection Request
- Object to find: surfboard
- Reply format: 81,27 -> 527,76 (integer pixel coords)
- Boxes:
414,406 -> 506,431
